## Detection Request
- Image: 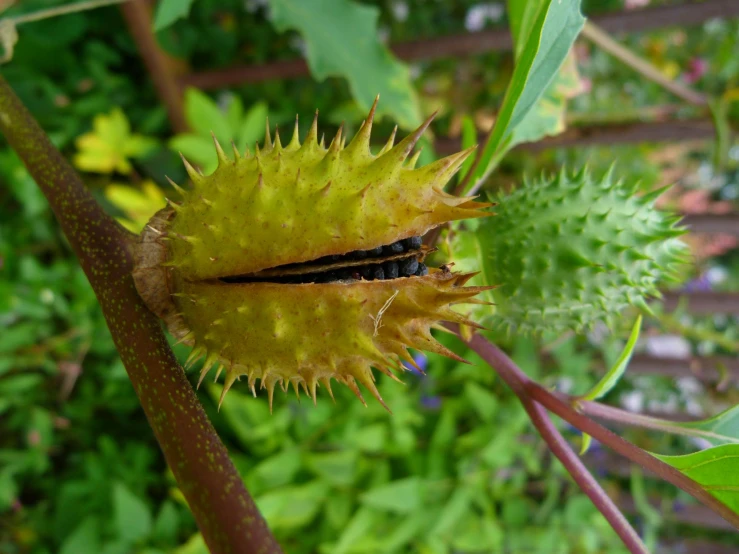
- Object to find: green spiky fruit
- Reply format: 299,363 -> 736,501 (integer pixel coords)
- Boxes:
477,169 -> 688,335
133,99 -> 492,410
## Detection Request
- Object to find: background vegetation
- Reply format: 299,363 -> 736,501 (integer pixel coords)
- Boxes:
1,0 -> 738,553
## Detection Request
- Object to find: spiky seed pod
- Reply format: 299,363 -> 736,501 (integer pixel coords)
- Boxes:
477,168 -> 689,335
133,98 -> 492,410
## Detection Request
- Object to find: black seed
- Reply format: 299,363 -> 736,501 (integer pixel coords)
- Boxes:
403,236 -> 423,250
337,269 -> 353,280
372,266 -> 385,280
415,263 -> 428,276
384,261 -> 399,279
367,246 -> 383,257
385,241 -> 404,254
400,258 -> 419,276
352,250 -> 368,260
359,266 -> 372,280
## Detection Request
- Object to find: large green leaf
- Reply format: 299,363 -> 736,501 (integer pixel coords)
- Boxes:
465,0 -> 584,191
655,445 -> 739,514
267,0 -> 421,129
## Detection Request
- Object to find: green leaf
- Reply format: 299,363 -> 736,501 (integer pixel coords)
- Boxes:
266,0 -> 421,129
582,315 -> 641,402
113,482 -> 152,544
578,315 -> 641,454
256,481 -> 328,529
507,0 -> 548,59
305,450 -> 357,487
432,487 -> 473,537
464,381 -> 499,422
59,517 -> 101,554
151,501 -> 179,544
655,445 -> 739,514
169,134 -> 216,173
74,108 -> 158,174
360,477 -> 423,513
672,405 -> 739,447
458,116 -> 477,181
236,101 -> 268,152
153,0 -> 197,32
466,0 -> 584,190
333,507 -> 378,554
182,88 -> 232,146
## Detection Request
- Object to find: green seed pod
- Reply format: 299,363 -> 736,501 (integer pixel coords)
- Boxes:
133,98 -> 492,410
477,168 -> 689,335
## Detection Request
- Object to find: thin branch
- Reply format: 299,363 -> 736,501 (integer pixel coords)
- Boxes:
448,326 -> 648,553
580,21 -> 708,107
457,330 -> 739,530
562,394 -> 736,445
0,76 -> 282,554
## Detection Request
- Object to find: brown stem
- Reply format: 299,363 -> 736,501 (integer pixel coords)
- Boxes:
449,327 -> 648,553
0,76 -> 281,553
457,330 -> 739,530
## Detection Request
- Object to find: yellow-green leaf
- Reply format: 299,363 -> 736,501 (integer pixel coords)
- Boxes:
74,108 -> 157,175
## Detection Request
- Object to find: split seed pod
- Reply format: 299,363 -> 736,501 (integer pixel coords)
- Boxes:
134,98 -> 492,410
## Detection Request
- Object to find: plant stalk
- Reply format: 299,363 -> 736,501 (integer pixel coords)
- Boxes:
449,326 -> 649,554
457,330 -> 739,530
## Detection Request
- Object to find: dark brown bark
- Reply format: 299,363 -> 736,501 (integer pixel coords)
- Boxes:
0,76 -> 281,554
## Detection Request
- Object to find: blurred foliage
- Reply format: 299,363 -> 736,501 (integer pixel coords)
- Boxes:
1,0 -> 738,553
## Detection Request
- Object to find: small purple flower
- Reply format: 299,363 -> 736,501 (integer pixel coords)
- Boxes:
683,273 -> 712,292
420,394 -> 442,410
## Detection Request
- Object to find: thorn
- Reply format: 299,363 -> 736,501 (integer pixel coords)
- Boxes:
346,95 -> 379,157
319,180 -> 332,196
309,378 -> 318,405
319,133 -> 325,149
165,197 -> 181,212
345,377 -> 367,407
218,374 -> 237,411
321,378 -> 335,403
294,168 -> 301,185
211,131 -> 230,166
264,118 -> 272,148
267,382 -> 275,413
231,140 -> 241,159
214,365 -> 223,383
302,109 -> 319,149
378,125 -> 398,155
381,111 -> 437,164
166,176 -> 186,196
291,379 -> 301,401
179,153 -> 202,184
287,114 -> 300,150
406,148 -> 422,169
273,126 -> 282,151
